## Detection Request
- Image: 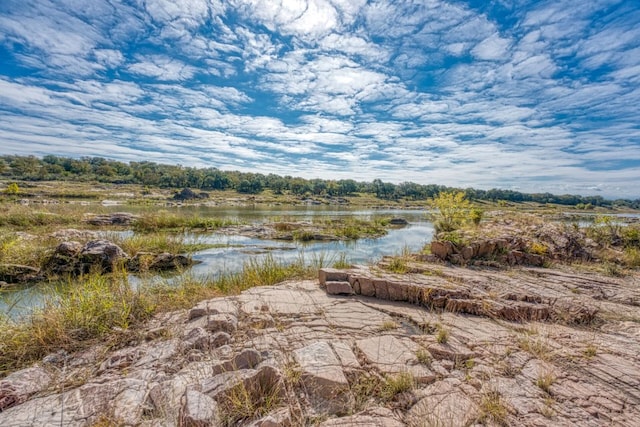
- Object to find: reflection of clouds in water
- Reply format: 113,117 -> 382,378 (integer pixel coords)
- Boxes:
1,208 -> 432,319
190,221 -> 434,277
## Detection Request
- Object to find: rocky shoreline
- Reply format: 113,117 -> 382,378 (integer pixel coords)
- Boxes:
1,258 -> 638,426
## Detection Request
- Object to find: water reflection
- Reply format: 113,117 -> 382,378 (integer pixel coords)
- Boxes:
1,209 -> 433,319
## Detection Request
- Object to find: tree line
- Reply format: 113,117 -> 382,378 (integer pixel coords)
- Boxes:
1,155 -> 637,208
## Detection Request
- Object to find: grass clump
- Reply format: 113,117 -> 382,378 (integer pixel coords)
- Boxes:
1,254 -> 310,376
332,252 -> 351,269
478,389 -> 509,426
133,212 -> 237,232
218,376 -> 282,427
381,372 -> 415,400
436,325 -> 449,344
379,320 -> 399,331
416,348 -> 432,365
0,272 -> 154,376
107,232 -> 212,255
535,372 -> 556,394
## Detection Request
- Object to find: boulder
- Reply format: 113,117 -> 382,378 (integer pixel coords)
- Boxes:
85,212 -> 138,226
79,240 -> 129,272
0,264 -> 41,284
318,268 -> 350,286
430,240 -> 454,260
130,252 -> 193,271
174,188 -> 209,201
389,218 -> 409,225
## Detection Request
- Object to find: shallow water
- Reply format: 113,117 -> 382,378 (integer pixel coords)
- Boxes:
0,207 -> 433,319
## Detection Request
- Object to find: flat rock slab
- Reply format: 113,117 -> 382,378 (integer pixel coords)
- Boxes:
356,335 -> 435,383
407,381 -> 478,426
294,341 -> 349,402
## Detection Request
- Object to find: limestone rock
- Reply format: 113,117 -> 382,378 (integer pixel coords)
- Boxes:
319,268 -> 350,286
0,264 -> 41,284
431,240 -> 455,259
325,281 -> 354,295
85,212 -> 139,226
179,389 -> 220,427
407,381 -> 478,426
0,366 -> 52,411
294,341 -> 350,414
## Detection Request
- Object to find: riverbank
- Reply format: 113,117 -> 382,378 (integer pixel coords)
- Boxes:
0,256 -> 638,425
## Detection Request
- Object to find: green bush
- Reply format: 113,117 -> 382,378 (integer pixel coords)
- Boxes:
429,191 -> 482,233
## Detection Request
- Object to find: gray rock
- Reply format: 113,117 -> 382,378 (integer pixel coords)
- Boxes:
318,268 -> 350,287
180,389 -> 220,427
0,366 -> 53,411
206,314 -> 238,334
293,341 -> 350,414
85,212 -> 138,226
325,281 -> 354,295
0,264 -> 40,283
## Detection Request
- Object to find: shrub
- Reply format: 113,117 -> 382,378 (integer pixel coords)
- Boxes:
429,191 -> 482,233
3,182 -> 20,195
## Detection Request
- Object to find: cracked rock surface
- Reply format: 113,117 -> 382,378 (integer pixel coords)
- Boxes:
1,261 -> 639,426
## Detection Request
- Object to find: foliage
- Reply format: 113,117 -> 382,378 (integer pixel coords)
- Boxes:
429,191 -> 481,233
2,154 -> 635,207
3,182 -> 20,195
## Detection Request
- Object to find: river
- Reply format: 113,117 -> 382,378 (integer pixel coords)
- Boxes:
0,206 -> 434,319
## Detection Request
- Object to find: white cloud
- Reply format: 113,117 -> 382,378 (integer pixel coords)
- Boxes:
128,56 -> 197,80
471,33 -> 511,61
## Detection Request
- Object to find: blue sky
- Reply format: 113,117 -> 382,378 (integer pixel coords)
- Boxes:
0,0 -> 639,198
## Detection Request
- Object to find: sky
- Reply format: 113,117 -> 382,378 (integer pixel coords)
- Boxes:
0,0 -> 639,198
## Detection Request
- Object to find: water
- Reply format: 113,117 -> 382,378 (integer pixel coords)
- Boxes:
0,207 -> 433,319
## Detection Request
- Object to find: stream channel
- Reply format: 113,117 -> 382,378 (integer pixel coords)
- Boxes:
1,206 -> 434,319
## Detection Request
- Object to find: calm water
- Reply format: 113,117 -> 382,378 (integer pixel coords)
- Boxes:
0,206 -> 433,319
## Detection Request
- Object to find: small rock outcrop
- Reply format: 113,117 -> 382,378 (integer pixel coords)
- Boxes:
173,188 -> 209,201
42,239 -> 128,276
429,237 -> 545,267
41,240 -> 195,277
0,264 -> 41,284
85,212 -> 139,226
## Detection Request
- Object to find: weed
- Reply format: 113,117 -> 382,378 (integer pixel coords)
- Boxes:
478,389 -> 509,426
518,336 -> 550,360
429,191 -> 481,233
583,344 -> 597,359
624,247 -> 640,268
385,256 -> 408,274
528,241 -> 549,255
416,349 -> 432,365
436,326 -> 449,344
379,320 -> 399,331
217,376 -> 282,426
0,272 -> 154,375
602,262 -> 623,277
381,372 -> 415,400
332,252 -> 351,269
536,372 -> 556,394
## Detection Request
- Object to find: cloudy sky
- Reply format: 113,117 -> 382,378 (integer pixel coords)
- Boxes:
0,0 -> 639,198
